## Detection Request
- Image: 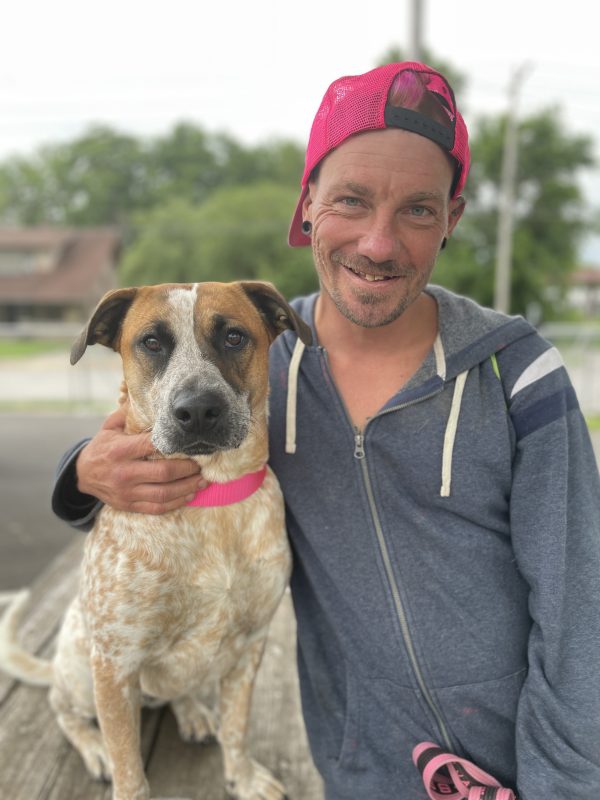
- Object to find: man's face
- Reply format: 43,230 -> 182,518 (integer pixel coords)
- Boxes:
303,128 -> 465,328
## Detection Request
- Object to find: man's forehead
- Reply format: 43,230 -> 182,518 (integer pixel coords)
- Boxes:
315,129 -> 454,195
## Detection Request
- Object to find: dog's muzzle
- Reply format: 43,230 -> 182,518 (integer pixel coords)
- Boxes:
173,388 -> 225,436
152,386 -> 250,456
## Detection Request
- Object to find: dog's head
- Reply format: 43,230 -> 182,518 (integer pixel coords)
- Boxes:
72,281 -> 311,457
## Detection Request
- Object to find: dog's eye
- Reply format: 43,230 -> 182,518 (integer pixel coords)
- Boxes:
224,329 -> 246,349
143,336 -> 162,353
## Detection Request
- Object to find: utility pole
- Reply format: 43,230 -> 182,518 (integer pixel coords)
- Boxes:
494,64 -> 531,314
409,0 -> 424,62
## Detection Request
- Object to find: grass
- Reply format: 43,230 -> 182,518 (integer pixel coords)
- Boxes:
0,339 -> 67,359
0,399 -> 113,414
586,415 -> 600,432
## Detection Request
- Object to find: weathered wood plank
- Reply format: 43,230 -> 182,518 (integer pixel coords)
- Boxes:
0,535 -> 84,703
147,593 -> 324,800
0,540 -> 323,799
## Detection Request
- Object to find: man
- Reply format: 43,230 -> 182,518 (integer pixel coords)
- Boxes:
53,62 -> 600,798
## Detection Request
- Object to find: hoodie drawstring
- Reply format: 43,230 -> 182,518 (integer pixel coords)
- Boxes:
285,337 -> 306,454
285,332 -> 468,499
440,370 -> 469,498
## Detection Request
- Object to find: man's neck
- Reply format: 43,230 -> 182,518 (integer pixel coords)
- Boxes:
313,290 -> 439,429
314,290 -> 438,360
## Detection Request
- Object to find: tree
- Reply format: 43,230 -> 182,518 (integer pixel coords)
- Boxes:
436,108 -> 595,318
120,183 -> 317,300
0,127 -> 150,225
0,122 -> 306,229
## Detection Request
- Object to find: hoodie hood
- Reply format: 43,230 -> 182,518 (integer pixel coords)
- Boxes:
282,285 -> 537,496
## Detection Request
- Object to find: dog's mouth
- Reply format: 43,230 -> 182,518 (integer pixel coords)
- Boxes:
177,441 -> 220,456
154,438 -> 219,457
152,429 -> 247,457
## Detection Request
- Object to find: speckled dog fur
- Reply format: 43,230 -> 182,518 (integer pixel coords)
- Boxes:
0,281 -> 312,800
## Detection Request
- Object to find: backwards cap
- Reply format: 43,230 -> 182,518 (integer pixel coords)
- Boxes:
289,61 -> 470,247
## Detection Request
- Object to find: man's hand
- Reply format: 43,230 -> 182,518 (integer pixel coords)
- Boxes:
76,407 -> 206,514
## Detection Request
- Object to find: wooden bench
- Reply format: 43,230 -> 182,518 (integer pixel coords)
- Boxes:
0,537 -> 324,799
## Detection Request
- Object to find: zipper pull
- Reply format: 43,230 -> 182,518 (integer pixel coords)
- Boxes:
354,431 -> 365,460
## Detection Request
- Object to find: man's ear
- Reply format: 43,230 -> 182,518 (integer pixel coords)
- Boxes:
302,184 -> 314,222
70,287 -> 138,365
239,281 -> 312,346
447,196 -> 466,236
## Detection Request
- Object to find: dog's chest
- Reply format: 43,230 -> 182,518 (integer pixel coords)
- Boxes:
81,499 -> 290,689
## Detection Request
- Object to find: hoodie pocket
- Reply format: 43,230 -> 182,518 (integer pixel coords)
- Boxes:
333,668 -> 363,769
435,667 -> 526,787
333,672 -> 452,778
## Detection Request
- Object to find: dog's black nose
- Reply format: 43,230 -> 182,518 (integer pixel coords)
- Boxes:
173,390 -> 225,434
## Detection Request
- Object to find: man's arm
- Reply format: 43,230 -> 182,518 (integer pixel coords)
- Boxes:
52,407 -> 207,528
505,358 -> 600,798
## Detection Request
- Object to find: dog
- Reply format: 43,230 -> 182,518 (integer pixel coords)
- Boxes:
0,280 -> 312,800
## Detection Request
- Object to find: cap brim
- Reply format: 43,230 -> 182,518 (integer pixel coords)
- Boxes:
288,186 -> 311,247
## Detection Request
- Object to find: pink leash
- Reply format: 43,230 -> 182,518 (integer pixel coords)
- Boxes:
413,742 -> 517,800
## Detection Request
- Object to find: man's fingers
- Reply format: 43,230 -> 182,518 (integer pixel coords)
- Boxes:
100,408 -> 155,459
112,456 -> 202,489
101,406 -> 128,432
117,475 -> 207,515
143,458 -> 203,484
124,473 -> 206,505
76,407 -> 206,513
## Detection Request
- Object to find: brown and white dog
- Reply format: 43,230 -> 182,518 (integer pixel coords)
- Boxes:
0,281 -> 312,800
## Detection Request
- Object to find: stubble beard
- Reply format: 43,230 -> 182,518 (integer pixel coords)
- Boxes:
314,244 -> 424,329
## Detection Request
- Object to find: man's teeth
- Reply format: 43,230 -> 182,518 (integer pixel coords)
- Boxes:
348,266 -> 390,281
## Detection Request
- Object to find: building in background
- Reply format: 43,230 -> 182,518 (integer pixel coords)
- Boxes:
568,267 -> 600,318
0,228 -> 121,326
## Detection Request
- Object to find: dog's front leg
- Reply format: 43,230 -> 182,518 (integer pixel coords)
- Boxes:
218,638 -> 287,800
91,652 -> 149,800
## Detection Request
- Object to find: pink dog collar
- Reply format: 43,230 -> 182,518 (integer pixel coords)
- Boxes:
186,466 -> 267,508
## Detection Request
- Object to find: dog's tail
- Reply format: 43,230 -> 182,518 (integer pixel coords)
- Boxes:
0,589 -> 53,686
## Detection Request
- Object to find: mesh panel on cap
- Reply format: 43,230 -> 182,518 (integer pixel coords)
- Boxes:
302,64 -> 398,185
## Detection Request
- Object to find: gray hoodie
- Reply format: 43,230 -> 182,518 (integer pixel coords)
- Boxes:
53,285 -> 600,799
266,285 -> 600,799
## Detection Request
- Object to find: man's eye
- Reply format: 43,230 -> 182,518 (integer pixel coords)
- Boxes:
225,329 -> 247,349
410,206 -> 431,217
143,336 -> 162,353
341,197 -> 361,207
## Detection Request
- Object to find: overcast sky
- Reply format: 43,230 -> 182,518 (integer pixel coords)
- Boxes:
3,0 -> 599,260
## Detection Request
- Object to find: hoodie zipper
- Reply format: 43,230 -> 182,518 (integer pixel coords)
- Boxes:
320,347 -> 454,752
354,423 -> 454,752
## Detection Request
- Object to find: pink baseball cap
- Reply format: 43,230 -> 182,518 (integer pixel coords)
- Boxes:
288,61 -> 470,247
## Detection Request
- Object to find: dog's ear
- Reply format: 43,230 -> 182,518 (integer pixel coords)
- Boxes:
70,287 -> 138,365
239,281 -> 312,346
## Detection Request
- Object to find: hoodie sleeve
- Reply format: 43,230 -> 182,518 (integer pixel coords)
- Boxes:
51,439 -> 103,531
500,342 -> 600,798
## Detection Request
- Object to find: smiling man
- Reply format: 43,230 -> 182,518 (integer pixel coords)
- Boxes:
52,62 -> 600,799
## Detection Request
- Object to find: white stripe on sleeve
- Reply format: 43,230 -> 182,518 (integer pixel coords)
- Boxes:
510,347 -> 564,399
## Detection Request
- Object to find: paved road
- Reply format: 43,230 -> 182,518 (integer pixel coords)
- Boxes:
0,414 -> 104,588
1,413 -> 599,592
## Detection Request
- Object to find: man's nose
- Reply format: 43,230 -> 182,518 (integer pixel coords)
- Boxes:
356,213 -> 400,263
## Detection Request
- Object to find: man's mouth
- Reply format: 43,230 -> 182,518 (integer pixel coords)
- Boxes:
345,265 -> 396,282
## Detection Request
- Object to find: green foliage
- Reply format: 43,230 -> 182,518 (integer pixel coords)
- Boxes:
0,339 -> 65,359
0,123 -> 305,227
438,109 -> 595,317
0,51 -> 597,319
0,127 -> 149,225
120,184 -> 317,300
